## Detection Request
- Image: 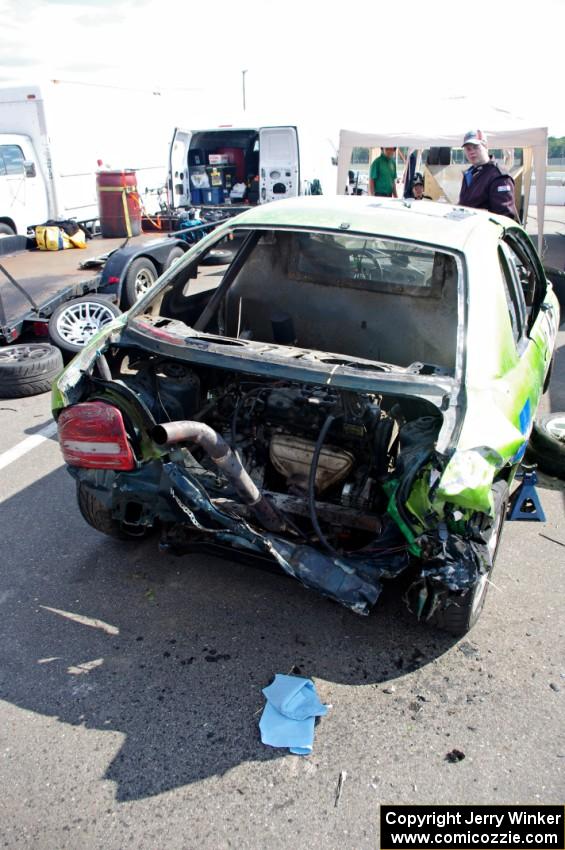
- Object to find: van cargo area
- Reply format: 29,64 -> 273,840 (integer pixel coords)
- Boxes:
169,126 -> 300,210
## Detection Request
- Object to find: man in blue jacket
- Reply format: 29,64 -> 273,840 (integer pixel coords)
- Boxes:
458,130 -> 519,221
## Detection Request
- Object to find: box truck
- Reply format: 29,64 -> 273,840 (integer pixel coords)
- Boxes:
0,81 -> 176,236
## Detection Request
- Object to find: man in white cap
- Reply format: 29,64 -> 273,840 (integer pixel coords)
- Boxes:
458,130 -> 519,220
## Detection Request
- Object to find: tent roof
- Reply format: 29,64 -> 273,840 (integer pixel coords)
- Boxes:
338,97 -> 548,248
339,96 -> 548,150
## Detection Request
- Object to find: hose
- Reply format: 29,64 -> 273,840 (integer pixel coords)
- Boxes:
308,412 -> 343,556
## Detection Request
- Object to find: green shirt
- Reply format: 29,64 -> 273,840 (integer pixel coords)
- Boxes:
370,153 -> 397,196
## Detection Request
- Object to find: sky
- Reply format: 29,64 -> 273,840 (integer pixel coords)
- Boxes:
1,0 -> 564,139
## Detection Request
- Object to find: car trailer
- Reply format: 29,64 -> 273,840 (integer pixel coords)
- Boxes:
0,219 -> 226,397
0,219 -> 226,346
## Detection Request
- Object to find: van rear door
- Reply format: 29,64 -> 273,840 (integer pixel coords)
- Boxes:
258,126 -> 299,203
168,128 -> 192,208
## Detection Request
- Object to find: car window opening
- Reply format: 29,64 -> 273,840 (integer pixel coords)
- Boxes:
141,229 -> 460,373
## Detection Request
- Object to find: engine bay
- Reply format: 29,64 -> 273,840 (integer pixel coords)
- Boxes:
116,351 -> 442,551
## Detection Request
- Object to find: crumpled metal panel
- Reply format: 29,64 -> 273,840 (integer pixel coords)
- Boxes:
164,461 -> 409,616
435,446 -> 503,515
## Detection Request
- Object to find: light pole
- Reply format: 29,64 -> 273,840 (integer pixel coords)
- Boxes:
242,69 -> 247,112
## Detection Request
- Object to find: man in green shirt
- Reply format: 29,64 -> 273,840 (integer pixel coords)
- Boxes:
369,147 -> 397,197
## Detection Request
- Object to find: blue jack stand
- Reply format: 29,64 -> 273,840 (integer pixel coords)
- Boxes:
508,468 -> 546,522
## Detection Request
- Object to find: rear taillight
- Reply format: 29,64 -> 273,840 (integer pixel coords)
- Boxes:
57,402 -> 135,470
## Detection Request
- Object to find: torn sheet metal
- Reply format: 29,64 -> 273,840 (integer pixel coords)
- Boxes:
406,532 -> 491,620
52,317 -> 125,412
164,461 -> 409,616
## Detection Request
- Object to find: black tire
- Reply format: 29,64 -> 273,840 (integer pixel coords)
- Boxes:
123,257 -> 159,307
0,223 -> 16,237
165,246 -> 185,269
0,343 -> 63,398
48,296 -> 121,356
200,247 -> 236,266
428,481 -> 509,636
76,482 -> 150,540
528,412 -> 565,479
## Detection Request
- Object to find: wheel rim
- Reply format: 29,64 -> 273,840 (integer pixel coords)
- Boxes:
0,344 -> 52,363
471,573 -> 489,617
55,301 -> 116,347
545,415 -> 565,444
133,268 -> 157,299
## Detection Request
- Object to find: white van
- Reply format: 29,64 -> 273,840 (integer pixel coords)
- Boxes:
168,125 -> 329,212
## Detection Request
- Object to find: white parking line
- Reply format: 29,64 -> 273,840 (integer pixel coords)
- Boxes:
0,421 -> 58,472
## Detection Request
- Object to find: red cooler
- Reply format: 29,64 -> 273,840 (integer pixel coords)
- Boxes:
96,170 -> 141,237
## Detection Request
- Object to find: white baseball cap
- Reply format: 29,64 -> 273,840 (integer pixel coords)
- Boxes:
463,130 -> 488,147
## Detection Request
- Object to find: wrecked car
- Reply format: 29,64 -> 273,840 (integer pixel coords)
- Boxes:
52,196 -> 560,635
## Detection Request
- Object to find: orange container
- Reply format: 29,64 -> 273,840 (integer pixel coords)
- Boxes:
96,170 -> 141,237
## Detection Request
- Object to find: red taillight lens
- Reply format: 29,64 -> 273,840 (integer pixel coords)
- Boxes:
131,318 -> 183,344
57,402 -> 135,470
32,322 -> 49,337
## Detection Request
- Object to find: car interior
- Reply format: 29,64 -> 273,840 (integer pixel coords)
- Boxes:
144,229 -> 461,374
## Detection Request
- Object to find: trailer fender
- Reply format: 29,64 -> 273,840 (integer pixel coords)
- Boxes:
98,238 -> 187,308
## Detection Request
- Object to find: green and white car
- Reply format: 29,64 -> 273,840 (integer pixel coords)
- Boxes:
52,196 -> 560,635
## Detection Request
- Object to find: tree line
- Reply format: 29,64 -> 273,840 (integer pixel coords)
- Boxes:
548,137 -> 565,157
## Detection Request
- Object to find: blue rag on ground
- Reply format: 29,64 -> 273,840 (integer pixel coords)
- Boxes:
259,674 -> 329,755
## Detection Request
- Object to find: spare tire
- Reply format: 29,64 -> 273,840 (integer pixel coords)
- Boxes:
165,246 -> 185,269
528,412 -> 565,479
0,343 -> 63,398
200,247 -> 235,266
48,295 -> 121,356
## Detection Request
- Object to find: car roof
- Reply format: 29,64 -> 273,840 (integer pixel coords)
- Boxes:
228,195 -> 516,252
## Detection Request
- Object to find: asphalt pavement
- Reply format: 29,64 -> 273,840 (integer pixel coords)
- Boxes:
0,210 -> 564,850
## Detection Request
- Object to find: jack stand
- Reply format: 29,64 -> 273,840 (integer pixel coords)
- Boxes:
508,467 -> 546,522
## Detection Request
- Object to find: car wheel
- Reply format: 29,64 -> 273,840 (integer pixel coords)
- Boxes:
123,257 -> 158,307
0,223 -> 16,237
428,481 -> 509,636
0,343 -> 63,398
528,411 -> 565,479
165,246 -> 185,269
76,482 -> 151,540
49,296 -> 121,356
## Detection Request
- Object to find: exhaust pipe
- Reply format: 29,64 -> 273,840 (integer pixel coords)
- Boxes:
152,421 -> 283,532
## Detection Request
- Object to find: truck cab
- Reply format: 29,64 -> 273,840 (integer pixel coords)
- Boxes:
168,126 -> 300,210
0,133 -> 49,235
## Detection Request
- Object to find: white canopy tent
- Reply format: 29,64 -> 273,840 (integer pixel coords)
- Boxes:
337,97 -> 548,250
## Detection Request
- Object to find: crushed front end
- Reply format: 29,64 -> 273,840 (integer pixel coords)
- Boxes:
52,315 -> 510,633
